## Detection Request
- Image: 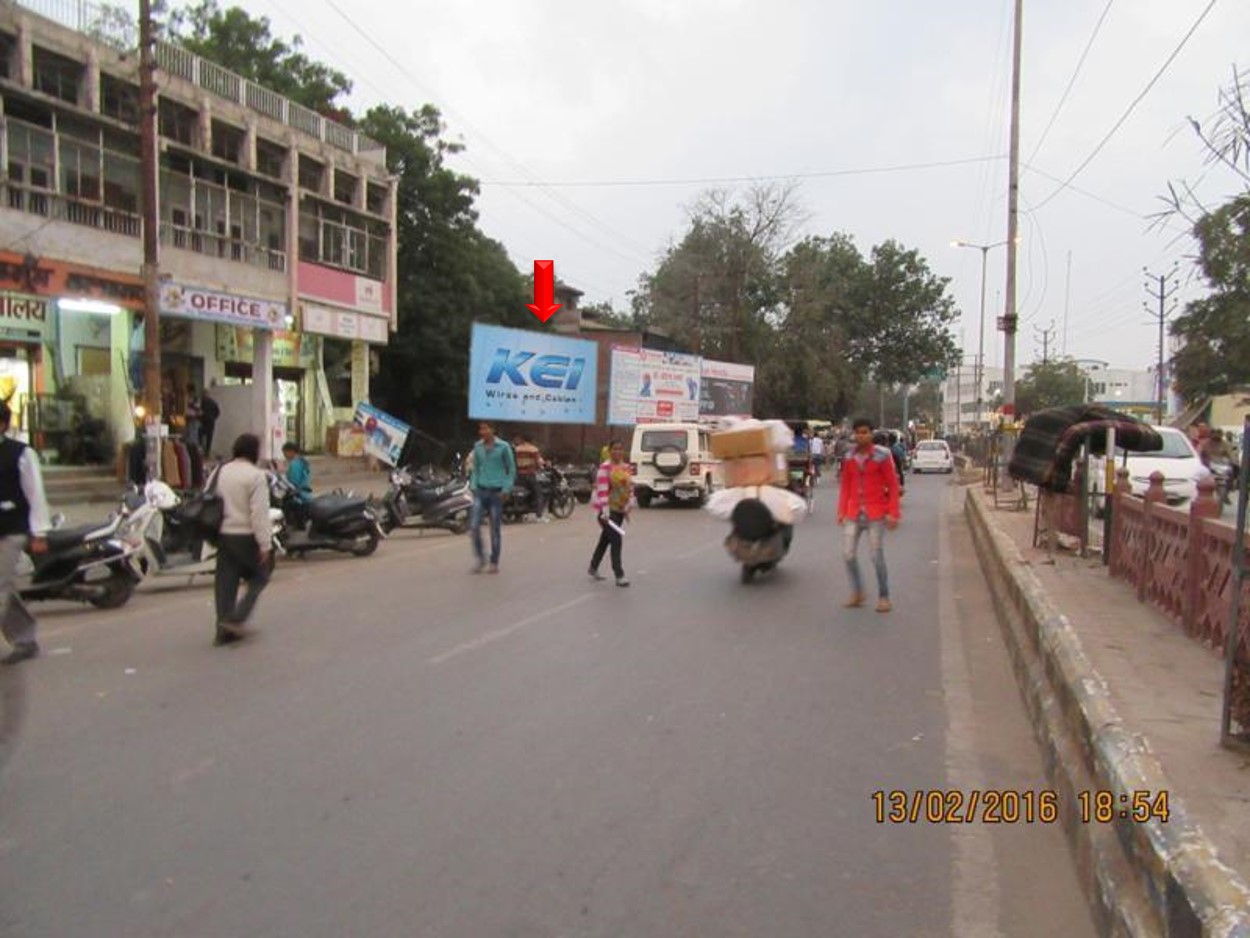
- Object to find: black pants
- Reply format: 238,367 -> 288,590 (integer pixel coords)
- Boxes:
590,511 -> 625,577
214,534 -> 270,628
202,421 -> 216,456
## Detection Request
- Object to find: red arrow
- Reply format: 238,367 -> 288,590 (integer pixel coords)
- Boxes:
526,260 -> 563,323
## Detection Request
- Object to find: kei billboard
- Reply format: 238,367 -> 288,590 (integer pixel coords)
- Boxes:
468,323 -> 598,424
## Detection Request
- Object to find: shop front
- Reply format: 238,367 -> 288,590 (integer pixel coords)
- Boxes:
0,251 -> 145,461
216,326 -> 320,451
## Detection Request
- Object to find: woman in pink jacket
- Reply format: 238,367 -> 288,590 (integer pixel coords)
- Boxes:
588,439 -> 635,587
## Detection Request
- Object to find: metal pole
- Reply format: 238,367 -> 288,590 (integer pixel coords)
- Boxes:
976,245 -> 988,430
139,0 -> 162,480
1220,415 -> 1250,746
1001,0 -> 1023,412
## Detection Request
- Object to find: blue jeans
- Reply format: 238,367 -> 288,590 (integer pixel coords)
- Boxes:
843,514 -> 889,599
470,489 -> 504,565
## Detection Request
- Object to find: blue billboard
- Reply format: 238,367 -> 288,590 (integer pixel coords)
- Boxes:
468,323 -> 599,424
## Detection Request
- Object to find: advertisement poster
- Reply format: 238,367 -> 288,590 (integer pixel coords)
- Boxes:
608,347 -> 701,425
468,323 -> 598,424
352,402 -> 411,467
699,359 -> 756,419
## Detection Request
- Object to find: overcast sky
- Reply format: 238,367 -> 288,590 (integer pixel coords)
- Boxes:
227,0 -> 1246,374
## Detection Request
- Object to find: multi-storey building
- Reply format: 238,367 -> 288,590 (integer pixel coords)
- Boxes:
0,0 -> 397,462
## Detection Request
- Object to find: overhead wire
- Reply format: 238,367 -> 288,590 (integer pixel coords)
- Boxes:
257,0 -> 631,299
1026,0 -> 1115,167
1031,0 -> 1220,212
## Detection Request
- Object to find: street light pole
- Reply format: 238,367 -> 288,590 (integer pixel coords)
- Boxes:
952,239 -> 1009,430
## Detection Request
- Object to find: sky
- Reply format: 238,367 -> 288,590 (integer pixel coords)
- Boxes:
212,0 -> 1247,375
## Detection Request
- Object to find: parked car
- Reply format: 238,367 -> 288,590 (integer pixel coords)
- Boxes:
1090,426 -> 1210,509
629,422 -> 721,507
911,439 -> 954,474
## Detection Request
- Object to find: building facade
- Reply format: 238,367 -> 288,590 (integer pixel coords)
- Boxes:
0,0 -> 397,463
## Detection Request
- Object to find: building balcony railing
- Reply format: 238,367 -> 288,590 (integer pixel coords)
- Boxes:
159,222 -> 287,273
12,0 -> 386,160
2,181 -> 142,237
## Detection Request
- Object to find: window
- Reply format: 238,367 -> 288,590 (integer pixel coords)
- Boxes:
60,137 -> 102,201
210,120 -> 244,164
366,181 -> 387,215
158,98 -> 198,147
102,151 -> 139,215
298,197 -> 390,279
256,138 -> 286,179
32,46 -> 82,103
298,155 -> 324,192
639,430 -> 689,452
0,32 -> 15,81
333,170 -> 357,205
100,73 -> 139,124
6,120 -> 55,214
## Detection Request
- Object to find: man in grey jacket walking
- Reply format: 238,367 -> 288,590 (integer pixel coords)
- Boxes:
213,433 -> 272,646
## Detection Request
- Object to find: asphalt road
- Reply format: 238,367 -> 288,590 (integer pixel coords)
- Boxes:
0,473 -> 1095,937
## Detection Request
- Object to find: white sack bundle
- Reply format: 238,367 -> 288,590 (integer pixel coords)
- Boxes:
705,485 -> 808,525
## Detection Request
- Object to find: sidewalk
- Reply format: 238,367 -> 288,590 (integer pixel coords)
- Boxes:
966,480 -> 1250,935
47,455 -> 393,526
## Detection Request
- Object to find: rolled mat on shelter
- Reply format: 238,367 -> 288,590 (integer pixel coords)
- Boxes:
1009,405 -> 1163,493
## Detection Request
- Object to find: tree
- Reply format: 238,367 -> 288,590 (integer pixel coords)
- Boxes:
1013,359 -> 1088,416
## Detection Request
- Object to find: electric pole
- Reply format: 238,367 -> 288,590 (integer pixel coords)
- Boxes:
139,0 -> 162,479
1034,321 -> 1056,364
1001,0 -> 1023,414
1144,265 -> 1180,425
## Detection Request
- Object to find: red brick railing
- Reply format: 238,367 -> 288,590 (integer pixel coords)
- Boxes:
1109,471 -> 1250,653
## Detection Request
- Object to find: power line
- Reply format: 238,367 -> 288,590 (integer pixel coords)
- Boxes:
316,0 -> 656,264
1026,0 -> 1115,166
478,154 -> 1007,188
1031,0 -> 1219,212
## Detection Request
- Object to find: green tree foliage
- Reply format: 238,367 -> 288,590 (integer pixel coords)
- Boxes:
1013,359 -> 1088,416
357,105 -> 530,436
168,0 -> 353,117
1171,195 -> 1250,401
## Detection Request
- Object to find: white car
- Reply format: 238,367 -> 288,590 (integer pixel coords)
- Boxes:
629,423 -> 721,507
911,439 -> 954,474
1090,426 -> 1209,507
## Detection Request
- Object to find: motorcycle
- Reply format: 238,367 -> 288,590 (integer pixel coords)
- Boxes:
125,481 -> 283,583
1210,460 -> 1237,507
270,473 -> 385,558
725,495 -> 795,584
502,465 -> 576,523
17,510 -> 143,608
376,465 -> 473,535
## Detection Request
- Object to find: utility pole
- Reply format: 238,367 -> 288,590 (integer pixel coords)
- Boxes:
1034,321 -> 1056,364
139,0 -> 162,480
1144,265 -> 1180,425
1001,0 -> 1023,414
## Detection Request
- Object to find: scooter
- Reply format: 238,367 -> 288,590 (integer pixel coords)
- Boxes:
376,465 -> 473,535
270,473 -> 385,558
125,481 -> 283,583
725,495 -> 795,584
16,510 -> 144,608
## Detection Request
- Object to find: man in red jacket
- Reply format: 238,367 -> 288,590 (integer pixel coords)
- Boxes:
837,417 -> 902,612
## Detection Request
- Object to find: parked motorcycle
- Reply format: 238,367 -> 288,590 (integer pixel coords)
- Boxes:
1210,460 -> 1237,507
125,481 -> 283,582
17,510 -> 143,608
270,473 -> 385,558
376,465 -> 473,535
502,466 -> 576,522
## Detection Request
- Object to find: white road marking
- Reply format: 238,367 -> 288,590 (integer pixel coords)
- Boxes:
427,593 -> 596,665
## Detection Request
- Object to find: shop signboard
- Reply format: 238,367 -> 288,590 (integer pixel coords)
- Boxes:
608,347 -> 702,425
160,282 -> 286,329
0,252 -> 145,311
215,326 -> 318,369
298,262 -> 392,315
699,359 -> 755,420
352,402 -> 410,467
302,303 -> 389,345
468,323 -> 598,425
0,291 -> 52,341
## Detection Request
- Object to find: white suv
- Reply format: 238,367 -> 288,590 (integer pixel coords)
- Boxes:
630,423 -> 721,507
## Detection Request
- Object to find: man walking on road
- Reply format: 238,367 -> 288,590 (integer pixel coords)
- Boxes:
213,433 -> 272,646
837,417 -> 901,613
0,401 -> 50,664
469,421 -> 515,574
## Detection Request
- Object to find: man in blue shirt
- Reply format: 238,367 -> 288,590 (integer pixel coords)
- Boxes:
468,420 -> 515,573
